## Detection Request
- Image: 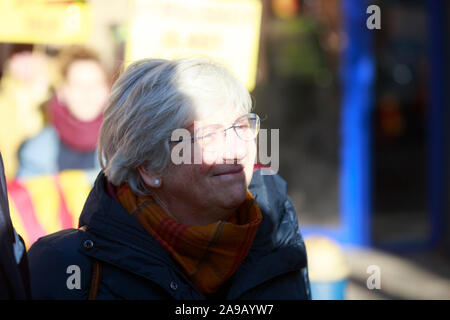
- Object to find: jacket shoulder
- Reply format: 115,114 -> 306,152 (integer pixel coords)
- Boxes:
245,170 -> 311,299
249,170 -> 303,248
27,228 -> 92,299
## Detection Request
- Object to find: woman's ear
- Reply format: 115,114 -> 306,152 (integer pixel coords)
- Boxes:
137,165 -> 162,188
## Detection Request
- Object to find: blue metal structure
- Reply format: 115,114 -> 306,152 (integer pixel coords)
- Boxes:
427,0 -> 446,248
302,0 -> 448,251
302,0 -> 375,247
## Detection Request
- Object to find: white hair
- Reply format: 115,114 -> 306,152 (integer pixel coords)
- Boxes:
98,58 -> 252,194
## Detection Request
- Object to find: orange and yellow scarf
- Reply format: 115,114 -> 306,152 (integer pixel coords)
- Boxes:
116,184 -> 262,295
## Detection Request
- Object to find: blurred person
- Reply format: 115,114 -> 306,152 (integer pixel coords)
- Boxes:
0,50 -> 50,180
27,58 -> 310,300
7,169 -> 95,249
0,152 -> 31,299
17,47 -> 109,181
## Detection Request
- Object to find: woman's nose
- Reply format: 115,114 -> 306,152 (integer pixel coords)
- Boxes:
222,129 -> 247,163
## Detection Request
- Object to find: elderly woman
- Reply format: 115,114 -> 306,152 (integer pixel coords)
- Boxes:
27,59 -> 310,300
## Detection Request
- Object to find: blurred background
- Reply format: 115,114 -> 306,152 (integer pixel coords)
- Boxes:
0,0 -> 449,299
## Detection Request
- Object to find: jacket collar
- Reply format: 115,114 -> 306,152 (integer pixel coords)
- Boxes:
78,171 -> 306,299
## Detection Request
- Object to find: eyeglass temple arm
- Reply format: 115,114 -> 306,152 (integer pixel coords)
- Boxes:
168,137 -> 196,143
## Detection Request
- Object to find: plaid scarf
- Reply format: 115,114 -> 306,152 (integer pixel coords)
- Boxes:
116,183 -> 262,295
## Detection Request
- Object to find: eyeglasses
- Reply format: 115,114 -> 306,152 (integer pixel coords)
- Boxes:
169,113 -> 260,150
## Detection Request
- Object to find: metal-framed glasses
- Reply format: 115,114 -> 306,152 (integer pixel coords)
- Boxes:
169,113 -> 260,150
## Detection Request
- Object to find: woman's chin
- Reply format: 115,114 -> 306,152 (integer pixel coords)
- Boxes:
218,184 -> 247,209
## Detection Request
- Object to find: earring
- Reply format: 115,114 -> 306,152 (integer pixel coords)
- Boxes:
154,179 -> 160,186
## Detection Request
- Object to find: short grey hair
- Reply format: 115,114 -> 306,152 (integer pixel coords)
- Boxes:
98,58 -> 253,194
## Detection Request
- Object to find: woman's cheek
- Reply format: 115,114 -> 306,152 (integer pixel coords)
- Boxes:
202,148 -> 219,165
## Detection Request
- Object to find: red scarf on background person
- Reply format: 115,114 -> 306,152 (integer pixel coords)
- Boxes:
49,96 -> 103,152
116,183 -> 263,295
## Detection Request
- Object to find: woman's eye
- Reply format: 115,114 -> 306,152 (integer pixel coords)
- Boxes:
235,124 -> 250,131
203,132 -> 215,138
201,131 -> 218,141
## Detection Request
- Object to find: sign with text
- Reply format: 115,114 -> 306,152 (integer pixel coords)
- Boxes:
126,0 -> 262,91
0,0 -> 92,45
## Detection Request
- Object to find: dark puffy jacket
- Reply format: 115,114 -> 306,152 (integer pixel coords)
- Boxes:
27,170 -> 311,300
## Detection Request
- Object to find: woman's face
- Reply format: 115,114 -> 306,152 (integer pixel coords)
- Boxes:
59,60 -> 109,122
157,108 -> 257,224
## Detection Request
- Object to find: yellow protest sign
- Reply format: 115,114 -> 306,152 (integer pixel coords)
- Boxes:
0,0 -> 92,45
126,0 -> 262,91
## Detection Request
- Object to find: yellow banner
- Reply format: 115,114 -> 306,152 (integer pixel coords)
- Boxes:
126,0 -> 262,91
0,0 -> 92,45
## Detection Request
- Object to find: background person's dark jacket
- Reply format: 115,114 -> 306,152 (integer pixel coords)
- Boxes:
0,153 -> 31,299
27,169 -> 311,300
